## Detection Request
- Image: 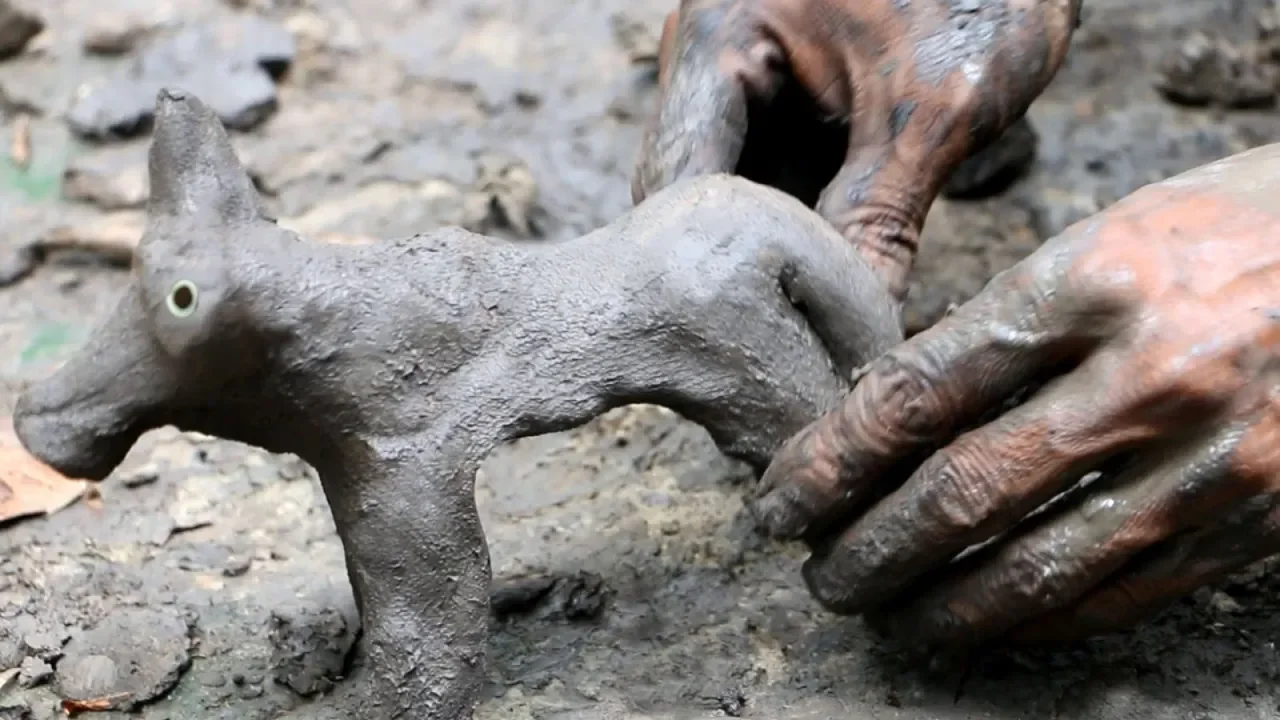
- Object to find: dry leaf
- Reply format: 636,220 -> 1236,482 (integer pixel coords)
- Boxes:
0,444 -> 89,524
0,666 -> 18,695
61,692 -> 133,715
10,113 -> 31,169
38,211 -> 146,264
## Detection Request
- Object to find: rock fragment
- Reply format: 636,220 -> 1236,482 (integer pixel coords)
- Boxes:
0,0 -> 41,60
0,704 -> 31,720
1256,0 -> 1280,62
610,10 -> 660,65
268,606 -> 356,697
62,144 -> 150,209
1155,31 -> 1277,108
67,16 -> 295,140
16,656 -> 51,688
83,14 -> 163,55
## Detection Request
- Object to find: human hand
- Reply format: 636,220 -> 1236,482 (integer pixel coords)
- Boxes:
749,144 -> 1280,650
632,0 -> 1081,302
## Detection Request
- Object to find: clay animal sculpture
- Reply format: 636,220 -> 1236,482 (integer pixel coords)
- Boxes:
14,88 -> 902,719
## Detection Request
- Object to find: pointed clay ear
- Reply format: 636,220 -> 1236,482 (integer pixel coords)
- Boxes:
147,87 -> 264,225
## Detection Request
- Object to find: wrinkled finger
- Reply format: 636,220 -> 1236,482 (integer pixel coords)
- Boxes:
751,235 -> 1103,540
816,144 -> 942,302
800,347 -> 1174,616
631,2 -> 784,205
811,0 -> 1081,299
777,218 -> 904,381
1009,492 -> 1280,646
1001,319 -> 1280,645
871,421 -> 1255,648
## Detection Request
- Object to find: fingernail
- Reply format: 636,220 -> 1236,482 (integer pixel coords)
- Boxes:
801,555 -> 863,615
747,487 -> 811,539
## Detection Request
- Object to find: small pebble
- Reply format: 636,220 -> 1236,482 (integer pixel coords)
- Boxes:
17,657 -> 52,688
222,557 -> 252,577
120,465 -> 160,488
52,271 -> 82,291
21,631 -> 64,660
1210,590 -> 1244,614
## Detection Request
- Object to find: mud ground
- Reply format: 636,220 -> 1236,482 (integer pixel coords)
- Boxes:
3,0 -> 1280,717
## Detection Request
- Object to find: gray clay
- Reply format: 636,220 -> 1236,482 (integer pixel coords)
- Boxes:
54,606 -> 193,711
14,89 -> 902,718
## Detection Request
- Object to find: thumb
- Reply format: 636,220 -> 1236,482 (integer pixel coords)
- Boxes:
815,143 -> 941,303
632,4 -> 780,204
811,62 -> 960,302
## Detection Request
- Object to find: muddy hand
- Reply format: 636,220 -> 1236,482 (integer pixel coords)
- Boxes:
750,144 -> 1280,650
633,0 -> 1080,301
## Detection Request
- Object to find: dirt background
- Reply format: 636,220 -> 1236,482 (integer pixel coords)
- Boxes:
3,0 -> 1280,717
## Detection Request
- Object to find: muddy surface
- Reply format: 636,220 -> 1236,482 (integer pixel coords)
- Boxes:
2,0 -> 1280,718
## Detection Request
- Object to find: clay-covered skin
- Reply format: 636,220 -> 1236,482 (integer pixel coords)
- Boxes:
751,142 -> 1280,652
633,0 -> 1082,302
12,89 -> 901,718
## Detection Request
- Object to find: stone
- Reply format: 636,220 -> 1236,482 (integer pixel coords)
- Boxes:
54,607 -> 193,711
0,0 -> 41,60
16,656 -> 51,688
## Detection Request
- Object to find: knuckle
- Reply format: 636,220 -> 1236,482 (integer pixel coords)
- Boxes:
1131,335 -> 1238,415
802,557 -> 859,614
999,542 -> 1072,609
854,348 -> 953,446
918,443 -> 1001,534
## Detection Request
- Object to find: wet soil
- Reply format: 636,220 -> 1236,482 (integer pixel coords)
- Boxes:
2,0 -> 1280,718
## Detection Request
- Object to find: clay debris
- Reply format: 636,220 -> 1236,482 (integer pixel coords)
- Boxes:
0,0 -> 41,60
1156,2 -> 1280,108
54,608 -> 194,712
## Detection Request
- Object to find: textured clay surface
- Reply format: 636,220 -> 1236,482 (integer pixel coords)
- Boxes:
14,89 -> 900,718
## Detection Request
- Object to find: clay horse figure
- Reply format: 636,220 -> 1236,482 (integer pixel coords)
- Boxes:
14,88 -> 902,718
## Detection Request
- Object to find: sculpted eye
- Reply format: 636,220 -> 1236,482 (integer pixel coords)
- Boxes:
166,280 -> 199,318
